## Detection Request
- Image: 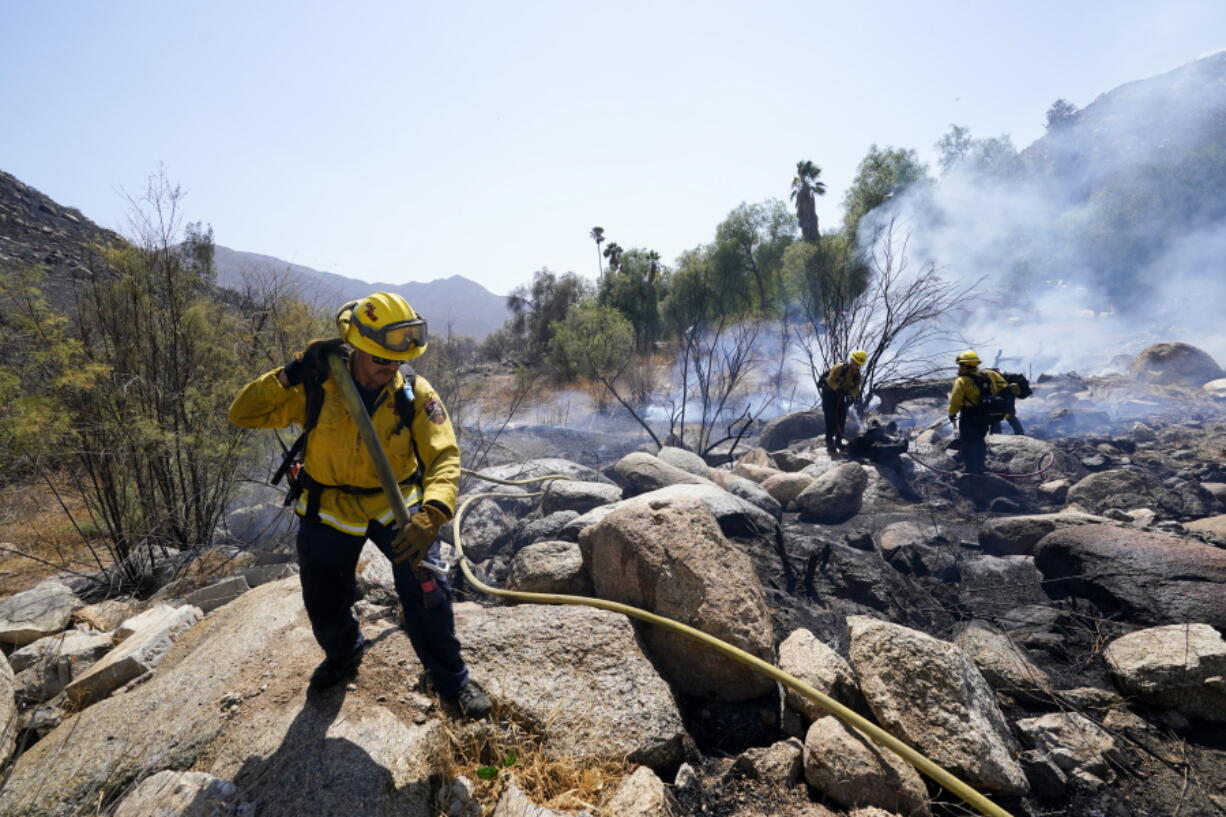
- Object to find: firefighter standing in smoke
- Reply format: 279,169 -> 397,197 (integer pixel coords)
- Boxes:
821,350 -> 867,454
947,350 -> 1008,475
228,292 -> 491,718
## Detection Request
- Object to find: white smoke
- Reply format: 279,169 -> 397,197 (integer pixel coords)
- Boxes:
858,54 -> 1226,376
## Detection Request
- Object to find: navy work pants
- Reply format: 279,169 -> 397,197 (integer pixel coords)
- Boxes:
296,516 -> 469,697
959,409 -> 990,474
821,387 -> 850,451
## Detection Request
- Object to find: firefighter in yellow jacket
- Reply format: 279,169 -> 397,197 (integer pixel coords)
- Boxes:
229,292 -> 491,717
947,350 -> 1009,475
821,350 -> 866,454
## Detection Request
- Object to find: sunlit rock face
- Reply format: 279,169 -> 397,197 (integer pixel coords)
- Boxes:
1129,342 -> 1224,387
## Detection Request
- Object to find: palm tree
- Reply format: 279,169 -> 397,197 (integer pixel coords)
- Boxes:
602,241 -> 624,272
590,226 -> 605,278
790,160 -> 826,243
646,250 -> 661,283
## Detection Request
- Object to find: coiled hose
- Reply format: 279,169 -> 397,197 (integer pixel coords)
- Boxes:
452,468 -> 1017,817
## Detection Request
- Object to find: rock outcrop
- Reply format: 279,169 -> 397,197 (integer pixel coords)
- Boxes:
580,498 -> 775,700
847,616 -> 1029,795
1034,525 -> 1226,629
1102,623 -> 1226,722
0,581 -> 83,647
795,463 -> 868,524
1129,342 -> 1224,386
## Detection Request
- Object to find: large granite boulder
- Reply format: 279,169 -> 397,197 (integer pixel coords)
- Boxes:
612,452 -> 708,496
112,770 -> 251,817
1034,525 -> 1226,629
64,604 -> 203,708
564,483 -> 778,540
443,497 -> 515,561
984,435 -> 1080,481
1128,342 -> 1223,386
1102,623 -> 1226,722
803,716 -> 930,816
978,511 -> 1109,557
0,578 -> 448,817
506,541 -> 593,595
0,580 -> 83,647
761,472 -> 816,506
1185,514 -> 1226,539
777,628 -> 863,722
9,630 -> 113,704
847,616 -> 1028,795
656,446 -> 712,478
540,480 -> 622,516
579,498 -> 775,700
795,463 -> 868,523
453,603 -> 688,768
759,410 -> 825,451
1066,469 -> 1184,517
707,470 -> 784,519
954,620 -> 1053,696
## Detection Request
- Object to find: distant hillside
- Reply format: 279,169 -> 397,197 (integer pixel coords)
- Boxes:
212,245 -> 508,340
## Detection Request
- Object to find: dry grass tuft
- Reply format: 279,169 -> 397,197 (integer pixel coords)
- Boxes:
439,707 -> 633,816
0,478 -> 111,596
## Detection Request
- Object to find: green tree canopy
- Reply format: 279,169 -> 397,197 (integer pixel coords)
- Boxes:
935,124 -> 1021,179
840,145 -> 931,241
506,268 -> 588,363
596,247 -> 666,352
711,199 -> 797,315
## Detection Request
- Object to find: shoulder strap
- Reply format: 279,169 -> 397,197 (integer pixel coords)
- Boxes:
272,375 -> 326,486
392,365 -> 417,435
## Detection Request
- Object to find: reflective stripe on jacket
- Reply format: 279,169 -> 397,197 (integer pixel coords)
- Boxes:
948,368 -> 1007,416
228,367 -> 460,534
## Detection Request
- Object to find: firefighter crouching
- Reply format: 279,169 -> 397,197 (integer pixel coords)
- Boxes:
228,291 -> 491,718
947,350 -> 1009,475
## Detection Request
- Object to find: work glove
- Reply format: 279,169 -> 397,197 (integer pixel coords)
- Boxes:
282,338 -> 348,387
390,503 -> 450,567
948,414 -> 958,425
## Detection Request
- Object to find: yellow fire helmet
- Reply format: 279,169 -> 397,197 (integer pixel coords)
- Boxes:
336,292 -> 428,361
850,349 -> 867,366
955,350 -> 981,367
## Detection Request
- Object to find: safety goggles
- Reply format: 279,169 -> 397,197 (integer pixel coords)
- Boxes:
352,317 -> 428,353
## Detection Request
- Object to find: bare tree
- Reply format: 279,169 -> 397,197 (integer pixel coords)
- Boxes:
667,317 -> 770,456
795,216 -> 981,409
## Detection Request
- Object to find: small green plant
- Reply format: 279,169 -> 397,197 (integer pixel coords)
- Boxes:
476,748 -> 518,780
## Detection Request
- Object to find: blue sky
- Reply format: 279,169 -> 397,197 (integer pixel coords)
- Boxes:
3,1 -> 1223,295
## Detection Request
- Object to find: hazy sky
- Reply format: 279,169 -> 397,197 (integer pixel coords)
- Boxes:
3,1 -> 1223,295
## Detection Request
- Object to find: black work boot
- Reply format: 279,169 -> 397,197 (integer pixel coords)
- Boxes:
309,642 -> 366,688
452,681 -> 492,719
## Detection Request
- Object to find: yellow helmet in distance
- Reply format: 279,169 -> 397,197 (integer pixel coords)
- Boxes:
850,349 -> 867,366
955,350 -> 981,367
336,292 -> 428,361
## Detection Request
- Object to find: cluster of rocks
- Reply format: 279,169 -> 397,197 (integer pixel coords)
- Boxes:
2,343 -> 1225,816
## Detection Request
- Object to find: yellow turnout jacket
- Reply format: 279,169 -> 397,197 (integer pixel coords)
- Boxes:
824,363 -> 862,397
229,366 -> 460,535
948,368 -> 1008,416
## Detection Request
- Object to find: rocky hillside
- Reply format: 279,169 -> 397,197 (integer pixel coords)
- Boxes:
0,169 -> 125,308
2,342 -> 1224,817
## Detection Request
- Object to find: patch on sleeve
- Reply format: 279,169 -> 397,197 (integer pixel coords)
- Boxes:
424,397 -> 447,424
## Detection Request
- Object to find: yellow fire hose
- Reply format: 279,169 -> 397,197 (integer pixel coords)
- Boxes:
326,353 -> 1015,817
